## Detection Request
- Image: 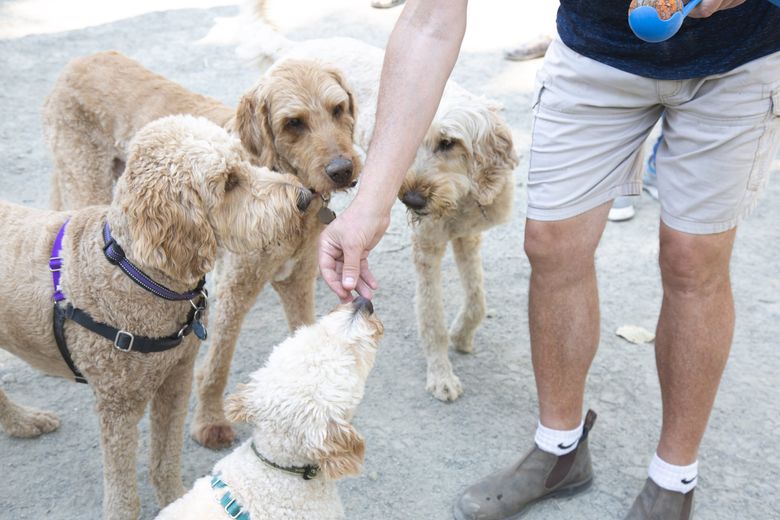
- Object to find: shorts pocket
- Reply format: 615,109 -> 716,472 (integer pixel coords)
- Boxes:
531,70 -> 548,114
746,81 -> 780,191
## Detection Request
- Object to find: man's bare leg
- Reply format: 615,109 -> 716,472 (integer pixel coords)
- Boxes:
524,201 -> 612,429
655,223 -> 736,465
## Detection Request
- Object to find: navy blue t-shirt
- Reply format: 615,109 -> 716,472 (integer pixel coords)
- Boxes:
557,0 -> 780,80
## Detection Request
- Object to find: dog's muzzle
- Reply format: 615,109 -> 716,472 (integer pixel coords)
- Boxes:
400,190 -> 427,211
325,157 -> 354,187
353,296 -> 374,315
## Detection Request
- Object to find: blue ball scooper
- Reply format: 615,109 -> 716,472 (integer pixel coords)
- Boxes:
630,0 -> 780,43
628,0 -> 703,43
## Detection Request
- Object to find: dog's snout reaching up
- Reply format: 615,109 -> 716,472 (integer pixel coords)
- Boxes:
325,156 -> 354,186
401,190 -> 427,211
353,296 -> 374,315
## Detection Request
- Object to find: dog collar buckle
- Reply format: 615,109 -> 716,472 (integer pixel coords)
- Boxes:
114,330 -> 134,352
302,466 -> 318,480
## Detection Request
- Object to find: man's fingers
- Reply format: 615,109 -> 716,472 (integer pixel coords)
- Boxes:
318,234 -> 350,300
688,0 -> 745,17
341,246 -> 362,291
360,259 -> 378,290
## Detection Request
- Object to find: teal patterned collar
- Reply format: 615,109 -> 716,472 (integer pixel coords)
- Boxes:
210,475 -> 250,520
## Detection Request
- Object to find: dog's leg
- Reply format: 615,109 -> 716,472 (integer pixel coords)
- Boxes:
449,234 -> 486,354
96,395 -> 146,520
149,350 -> 197,507
271,244 -> 316,332
192,256 -> 266,449
0,388 -> 59,437
413,236 -> 464,401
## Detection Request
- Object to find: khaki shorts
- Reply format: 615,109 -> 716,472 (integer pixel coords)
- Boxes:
528,39 -> 780,234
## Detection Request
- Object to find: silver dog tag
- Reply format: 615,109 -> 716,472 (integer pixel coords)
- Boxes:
317,206 -> 336,225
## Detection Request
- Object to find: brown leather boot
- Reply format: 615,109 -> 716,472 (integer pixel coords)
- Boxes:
623,478 -> 694,519
453,410 -> 597,520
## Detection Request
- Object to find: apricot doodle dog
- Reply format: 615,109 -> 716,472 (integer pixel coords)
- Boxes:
0,116 -> 312,520
239,10 -> 518,402
43,51 -> 362,447
157,297 -> 383,520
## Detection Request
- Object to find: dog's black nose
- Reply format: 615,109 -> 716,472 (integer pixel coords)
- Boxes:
401,190 -> 427,210
296,188 -> 313,212
325,157 -> 354,186
353,296 -> 374,315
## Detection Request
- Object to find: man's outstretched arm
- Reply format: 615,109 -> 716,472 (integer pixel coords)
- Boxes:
319,0 -> 468,301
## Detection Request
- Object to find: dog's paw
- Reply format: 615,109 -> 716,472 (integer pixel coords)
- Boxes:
191,420 -> 236,450
2,405 -> 60,438
426,370 -> 464,402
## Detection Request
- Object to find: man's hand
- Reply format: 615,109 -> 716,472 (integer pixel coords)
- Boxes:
688,0 -> 746,18
318,201 -> 388,302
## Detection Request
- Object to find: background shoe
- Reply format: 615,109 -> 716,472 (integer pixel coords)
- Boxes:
453,411 -> 597,520
370,0 -> 404,8
608,196 -> 637,222
504,35 -> 553,61
624,478 -> 694,520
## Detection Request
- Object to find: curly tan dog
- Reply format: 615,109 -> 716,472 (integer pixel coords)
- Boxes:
42,51 -> 362,448
239,26 -> 518,401
0,115 -> 311,520
157,297 -> 383,520
397,91 -> 517,401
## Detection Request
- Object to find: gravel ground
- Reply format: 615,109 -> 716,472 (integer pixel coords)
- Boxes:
0,2 -> 778,519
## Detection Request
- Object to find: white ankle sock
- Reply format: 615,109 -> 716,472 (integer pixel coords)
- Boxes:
534,420 -> 583,456
648,453 -> 698,493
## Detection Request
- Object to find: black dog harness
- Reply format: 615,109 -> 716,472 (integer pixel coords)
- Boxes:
50,220 -> 208,384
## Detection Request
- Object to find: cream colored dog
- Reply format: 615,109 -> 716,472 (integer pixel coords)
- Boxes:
42,50 -> 363,449
0,115 -> 311,520
156,297 -> 383,520
239,18 -> 519,401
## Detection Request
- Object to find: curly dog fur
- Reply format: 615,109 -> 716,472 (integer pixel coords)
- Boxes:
0,115 -> 310,520
239,20 -> 518,401
42,51 -> 363,448
156,298 -> 383,520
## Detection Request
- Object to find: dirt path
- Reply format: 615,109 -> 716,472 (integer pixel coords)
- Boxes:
0,2 -> 778,519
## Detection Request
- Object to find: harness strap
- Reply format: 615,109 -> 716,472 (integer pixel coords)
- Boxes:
50,218 -> 69,302
102,223 -> 205,301
52,303 -> 87,384
56,301 -> 199,354
49,220 -> 208,385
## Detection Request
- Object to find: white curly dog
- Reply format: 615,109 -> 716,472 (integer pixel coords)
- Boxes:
156,297 -> 383,520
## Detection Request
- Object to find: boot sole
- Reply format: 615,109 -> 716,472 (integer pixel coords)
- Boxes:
453,477 -> 593,520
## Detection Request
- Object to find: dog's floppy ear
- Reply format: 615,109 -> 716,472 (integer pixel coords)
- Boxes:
324,65 -> 358,132
236,81 -> 279,168
472,105 -> 518,206
225,384 -> 254,424
120,159 -> 218,283
316,420 -> 366,480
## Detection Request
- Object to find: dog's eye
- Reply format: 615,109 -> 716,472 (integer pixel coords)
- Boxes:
436,138 -> 455,153
332,104 -> 343,118
286,118 -> 304,130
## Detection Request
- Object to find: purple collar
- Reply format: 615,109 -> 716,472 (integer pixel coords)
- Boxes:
50,219 -> 69,302
102,222 -> 206,301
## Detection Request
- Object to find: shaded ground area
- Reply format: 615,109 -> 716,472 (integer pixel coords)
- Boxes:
0,2 -> 778,519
